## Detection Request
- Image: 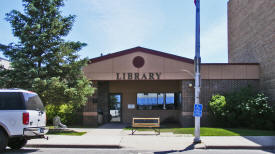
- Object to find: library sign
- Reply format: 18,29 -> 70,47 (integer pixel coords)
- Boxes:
116,72 -> 161,80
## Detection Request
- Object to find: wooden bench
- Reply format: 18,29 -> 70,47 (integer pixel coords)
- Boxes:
131,117 -> 160,135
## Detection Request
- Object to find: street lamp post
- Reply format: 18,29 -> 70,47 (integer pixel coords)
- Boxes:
194,0 -> 201,143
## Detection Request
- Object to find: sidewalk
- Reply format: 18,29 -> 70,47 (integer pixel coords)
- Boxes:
200,136 -> 275,150
27,127 -> 123,149
26,124 -> 275,151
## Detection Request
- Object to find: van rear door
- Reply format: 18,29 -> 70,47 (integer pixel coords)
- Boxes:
23,93 -> 46,127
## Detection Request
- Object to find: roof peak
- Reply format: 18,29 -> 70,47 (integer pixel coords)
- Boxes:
89,47 -> 194,64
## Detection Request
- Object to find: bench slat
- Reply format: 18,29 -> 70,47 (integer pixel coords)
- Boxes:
131,117 -> 160,135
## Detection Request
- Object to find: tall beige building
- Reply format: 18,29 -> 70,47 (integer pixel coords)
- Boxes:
228,0 -> 275,101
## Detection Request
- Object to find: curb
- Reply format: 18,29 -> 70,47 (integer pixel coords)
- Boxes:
194,143 -> 275,150
26,144 -> 122,149
194,143 -> 206,149
197,145 -> 275,150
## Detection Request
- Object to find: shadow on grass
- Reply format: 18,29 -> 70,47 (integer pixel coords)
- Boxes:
97,123 -> 128,129
223,128 -> 275,136
47,128 -> 86,136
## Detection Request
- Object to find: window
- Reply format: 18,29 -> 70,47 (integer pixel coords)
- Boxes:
0,92 -> 25,110
23,93 -> 45,111
137,92 -> 181,110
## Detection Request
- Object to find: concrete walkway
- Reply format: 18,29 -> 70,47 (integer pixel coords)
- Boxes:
26,124 -> 275,150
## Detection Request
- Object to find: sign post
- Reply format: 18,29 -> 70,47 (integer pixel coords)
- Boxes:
194,0 -> 202,143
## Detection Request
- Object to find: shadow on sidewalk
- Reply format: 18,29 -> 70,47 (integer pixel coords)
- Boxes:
127,133 -> 160,136
154,143 -> 198,154
242,136 -> 275,146
3,148 -> 39,154
242,136 -> 275,152
98,123 -> 128,129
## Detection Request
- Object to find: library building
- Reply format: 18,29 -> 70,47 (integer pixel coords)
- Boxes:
81,47 -> 259,127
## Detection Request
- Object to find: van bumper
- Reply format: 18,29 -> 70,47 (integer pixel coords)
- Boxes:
23,127 -> 49,139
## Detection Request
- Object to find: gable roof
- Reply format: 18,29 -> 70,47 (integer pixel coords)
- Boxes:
88,46 -> 194,64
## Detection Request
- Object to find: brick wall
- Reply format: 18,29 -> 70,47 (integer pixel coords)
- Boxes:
96,81 -> 110,123
180,79 -> 259,127
84,79 -> 259,127
83,81 -> 98,127
228,0 -> 275,101
83,81 -> 110,126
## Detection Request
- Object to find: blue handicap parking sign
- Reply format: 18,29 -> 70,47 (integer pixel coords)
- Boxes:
193,104 -> 203,117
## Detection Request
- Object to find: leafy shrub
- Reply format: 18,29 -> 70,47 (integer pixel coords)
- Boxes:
225,87 -> 257,127
208,87 -> 275,130
45,104 -> 81,126
245,93 -> 274,129
58,104 -> 74,125
208,94 -> 227,126
45,104 -> 59,125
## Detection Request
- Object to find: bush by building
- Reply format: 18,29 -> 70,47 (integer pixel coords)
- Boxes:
46,104 -> 83,126
208,87 -> 275,130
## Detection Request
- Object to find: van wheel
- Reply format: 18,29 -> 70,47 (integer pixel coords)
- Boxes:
0,129 -> 8,152
8,138 -> 27,150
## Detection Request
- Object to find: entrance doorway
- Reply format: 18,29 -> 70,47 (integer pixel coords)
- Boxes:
109,94 -> 122,122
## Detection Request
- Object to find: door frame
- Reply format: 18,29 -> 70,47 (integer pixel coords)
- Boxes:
108,93 -> 122,123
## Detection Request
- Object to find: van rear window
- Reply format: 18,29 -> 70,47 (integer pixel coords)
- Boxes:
0,92 -> 25,110
23,93 -> 45,111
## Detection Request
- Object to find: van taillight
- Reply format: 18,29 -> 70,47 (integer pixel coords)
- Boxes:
23,112 -> 29,125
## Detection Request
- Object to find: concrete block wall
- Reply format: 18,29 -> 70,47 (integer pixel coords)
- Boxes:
228,0 -> 275,101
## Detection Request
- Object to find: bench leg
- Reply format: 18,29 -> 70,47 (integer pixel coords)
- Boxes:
158,128 -> 160,135
152,128 -> 160,135
132,128 -> 136,135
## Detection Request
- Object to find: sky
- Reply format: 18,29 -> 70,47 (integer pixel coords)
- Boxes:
0,0 -> 229,63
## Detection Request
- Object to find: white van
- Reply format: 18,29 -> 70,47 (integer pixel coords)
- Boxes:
0,89 -> 48,152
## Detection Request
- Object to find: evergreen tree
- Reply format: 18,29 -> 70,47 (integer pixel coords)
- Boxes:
0,0 -> 94,107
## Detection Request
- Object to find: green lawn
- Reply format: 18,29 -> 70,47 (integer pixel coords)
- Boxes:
126,127 -> 275,136
47,131 -> 86,136
46,127 -> 87,136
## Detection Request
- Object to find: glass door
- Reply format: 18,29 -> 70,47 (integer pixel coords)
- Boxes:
109,94 -> 121,122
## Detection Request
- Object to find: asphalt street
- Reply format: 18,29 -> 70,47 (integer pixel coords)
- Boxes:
2,148 -> 275,154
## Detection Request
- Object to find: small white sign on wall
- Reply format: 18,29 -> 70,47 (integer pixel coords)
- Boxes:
128,104 -> 135,109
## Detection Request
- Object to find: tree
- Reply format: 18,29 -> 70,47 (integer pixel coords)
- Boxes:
109,95 -> 119,110
0,0 -> 94,107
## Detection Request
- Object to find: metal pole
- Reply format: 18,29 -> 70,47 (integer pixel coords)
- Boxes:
194,0 -> 201,143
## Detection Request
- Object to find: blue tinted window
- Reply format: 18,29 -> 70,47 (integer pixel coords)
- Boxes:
158,93 -> 164,104
166,93 -> 174,104
23,93 -> 44,111
137,93 -> 178,110
0,92 -> 25,110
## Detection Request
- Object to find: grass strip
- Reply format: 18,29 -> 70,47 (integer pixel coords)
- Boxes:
126,127 -> 275,136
